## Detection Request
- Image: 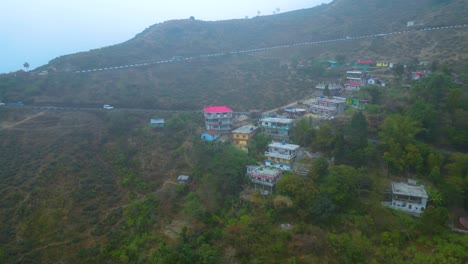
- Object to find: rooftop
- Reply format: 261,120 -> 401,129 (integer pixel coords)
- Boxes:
391,181 -> 428,198
203,130 -> 220,136
269,141 -> 300,151
345,82 -> 361,86
150,118 -> 165,124
204,106 -> 233,113
260,117 -> 295,124
250,166 -> 283,178
232,125 -> 258,134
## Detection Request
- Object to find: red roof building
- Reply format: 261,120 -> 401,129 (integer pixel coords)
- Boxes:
203,106 -> 233,113
203,105 -> 233,131
356,60 -> 374,65
345,81 -> 361,90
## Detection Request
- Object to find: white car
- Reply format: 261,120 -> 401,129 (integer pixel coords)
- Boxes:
0,103 -> 5,106
103,104 -> 114,110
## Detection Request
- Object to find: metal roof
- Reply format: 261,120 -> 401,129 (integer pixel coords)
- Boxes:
232,125 -> 258,134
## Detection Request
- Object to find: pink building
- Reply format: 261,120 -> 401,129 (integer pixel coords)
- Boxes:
203,106 -> 233,131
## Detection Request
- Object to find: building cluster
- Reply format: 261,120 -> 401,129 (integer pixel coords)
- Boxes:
148,60 -> 433,213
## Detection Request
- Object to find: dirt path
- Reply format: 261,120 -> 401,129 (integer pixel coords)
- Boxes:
0,111 -> 45,130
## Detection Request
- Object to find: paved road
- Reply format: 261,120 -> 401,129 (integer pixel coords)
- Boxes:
67,24 -> 468,74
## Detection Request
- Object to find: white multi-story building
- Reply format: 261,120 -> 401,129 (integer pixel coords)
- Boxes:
264,141 -> 300,170
384,179 -> 428,215
259,117 -> 294,140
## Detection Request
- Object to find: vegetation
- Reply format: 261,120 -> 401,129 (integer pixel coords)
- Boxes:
0,0 -> 467,262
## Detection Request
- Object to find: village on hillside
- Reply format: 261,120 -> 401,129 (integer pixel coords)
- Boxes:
151,59 -> 433,216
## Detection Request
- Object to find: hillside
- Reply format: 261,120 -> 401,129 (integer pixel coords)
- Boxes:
0,0 -> 468,262
0,0 -> 467,111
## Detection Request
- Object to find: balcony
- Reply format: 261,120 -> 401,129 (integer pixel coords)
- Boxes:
262,125 -> 290,130
264,151 -> 296,160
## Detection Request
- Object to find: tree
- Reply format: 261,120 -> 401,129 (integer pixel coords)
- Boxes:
335,54 -> 346,65
323,85 -> 331,97
312,122 -> 334,153
293,118 -> 314,146
308,193 -> 337,223
379,115 -> 422,173
276,173 -> 316,209
334,112 -> 369,167
360,85 -> 382,104
23,62 -> 30,71
443,153 -> 468,208
309,156 -> 329,183
392,63 -> 404,78
322,165 -> 359,209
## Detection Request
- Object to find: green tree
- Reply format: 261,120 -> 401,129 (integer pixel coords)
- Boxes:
293,118 -> 314,146
335,54 -> 346,65
276,173 -> 316,209
407,99 -> 437,141
379,115 -> 422,174
335,112 -> 369,167
443,153 -> 468,208
418,206 -> 449,235
322,165 -> 359,209
392,63 -> 404,78
323,85 -> 331,97
309,156 -> 329,182
312,122 -> 334,153
308,193 -> 337,223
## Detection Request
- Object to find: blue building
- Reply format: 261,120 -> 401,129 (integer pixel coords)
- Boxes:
201,130 -> 220,142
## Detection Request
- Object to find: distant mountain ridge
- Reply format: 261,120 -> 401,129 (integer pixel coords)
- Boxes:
2,0 -> 467,110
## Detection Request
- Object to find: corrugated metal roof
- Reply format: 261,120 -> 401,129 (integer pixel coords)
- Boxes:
203,106 -> 233,113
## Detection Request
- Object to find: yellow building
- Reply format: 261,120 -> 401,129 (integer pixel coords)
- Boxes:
232,125 -> 258,149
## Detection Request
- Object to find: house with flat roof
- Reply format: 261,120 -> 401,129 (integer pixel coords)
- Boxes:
177,175 -> 191,184
246,165 -> 284,194
383,179 -> 428,215
264,141 -> 300,170
232,125 -> 258,150
315,82 -> 343,95
259,117 -> 294,140
150,118 -> 165,128
203,105 -> 233,131
310,96 -> 346,117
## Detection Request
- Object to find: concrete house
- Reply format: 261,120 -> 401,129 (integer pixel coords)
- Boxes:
264,141 -> 300,170
259,116 -> 295,141
150,119 -> 165,128
246,165 -> 284,195
384,179 -> 428,215
315,82 -> 343,95
201,130 -> 220,142
177,175 -> 191,184
232,125 -> 258,150
310,96 -> 347,117
203,105 -> 233,131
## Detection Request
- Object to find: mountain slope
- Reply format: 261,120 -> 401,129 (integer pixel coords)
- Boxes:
1,0 -> 467,111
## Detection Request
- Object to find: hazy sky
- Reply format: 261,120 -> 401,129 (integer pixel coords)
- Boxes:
0,0 -> 331,73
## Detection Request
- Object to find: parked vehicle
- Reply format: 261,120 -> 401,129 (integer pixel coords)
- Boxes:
103,104 -> 114,110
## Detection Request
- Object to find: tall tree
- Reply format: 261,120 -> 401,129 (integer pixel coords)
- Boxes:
23,62 -> 29,71
312,122 -> 334,153
379,115 -> 422,174
293,118 -> 314,146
